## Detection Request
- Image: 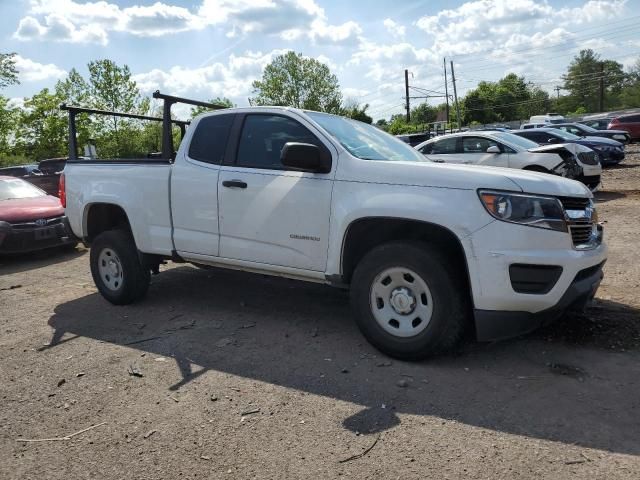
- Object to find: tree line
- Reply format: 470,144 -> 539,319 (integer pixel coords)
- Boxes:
1,49 -> 639,166
384,49 -> 640,134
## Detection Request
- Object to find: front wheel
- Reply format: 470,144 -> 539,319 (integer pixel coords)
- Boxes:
350,242 -> 468,360
90,229 -> 150,305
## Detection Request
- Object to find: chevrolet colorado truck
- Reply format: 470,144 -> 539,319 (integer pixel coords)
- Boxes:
61,94 -> 607,359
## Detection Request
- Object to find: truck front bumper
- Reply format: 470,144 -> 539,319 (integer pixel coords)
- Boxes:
474,260 -> 604,341
464,218 -> 607,342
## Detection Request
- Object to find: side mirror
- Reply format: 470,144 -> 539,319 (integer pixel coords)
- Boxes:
486,145 -> 501,153
281,142 -> 331,173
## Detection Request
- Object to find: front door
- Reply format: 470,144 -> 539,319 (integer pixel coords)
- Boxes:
218,113 -> 334,272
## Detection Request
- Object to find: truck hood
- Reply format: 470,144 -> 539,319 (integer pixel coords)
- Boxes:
340,158 -> 591,198
0,195 -> 64,223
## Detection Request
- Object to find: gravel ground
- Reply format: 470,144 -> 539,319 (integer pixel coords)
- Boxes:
1,147 -> 639,479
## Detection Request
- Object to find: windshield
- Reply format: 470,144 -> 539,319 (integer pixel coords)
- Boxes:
306,112 -> 426,162
0,178 -> 46,200
575,123 -> 597,133
492,132 -> 539,149
550,129 -> 580,140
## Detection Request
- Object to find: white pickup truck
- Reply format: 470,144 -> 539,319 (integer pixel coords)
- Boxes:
62,103 -> 607,359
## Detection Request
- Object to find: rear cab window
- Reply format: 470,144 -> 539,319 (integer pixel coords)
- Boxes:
188,114 -> 235,164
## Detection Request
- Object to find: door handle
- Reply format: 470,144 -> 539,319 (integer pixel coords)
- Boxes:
222,180 -> 247,189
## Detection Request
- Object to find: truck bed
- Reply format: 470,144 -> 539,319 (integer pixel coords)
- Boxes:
64,159 -> 174,255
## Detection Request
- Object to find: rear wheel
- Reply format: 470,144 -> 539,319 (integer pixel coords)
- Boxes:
350,242 -> 468,360
90,229 -> 150,305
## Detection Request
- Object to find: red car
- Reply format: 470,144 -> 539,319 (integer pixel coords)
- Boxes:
609,113 -> 640,141
0,176 -> 76,254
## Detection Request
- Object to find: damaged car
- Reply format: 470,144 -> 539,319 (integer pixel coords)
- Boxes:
415,131 -> 601,190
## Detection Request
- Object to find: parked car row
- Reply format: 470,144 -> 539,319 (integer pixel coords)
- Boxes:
512,128 -> 625,167
415,131 -> 602,190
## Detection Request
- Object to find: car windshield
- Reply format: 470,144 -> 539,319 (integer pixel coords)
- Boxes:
575,123 -> 598,133
548,129 -> 580,140
0,178 -> 46,200
306,112 -> 426,162
492,132 -> 539,149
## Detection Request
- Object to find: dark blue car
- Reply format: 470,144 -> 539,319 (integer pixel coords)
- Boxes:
513,128 -> 624,166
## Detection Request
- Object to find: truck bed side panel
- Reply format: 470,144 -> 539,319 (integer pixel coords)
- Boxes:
65,163 -> 173,255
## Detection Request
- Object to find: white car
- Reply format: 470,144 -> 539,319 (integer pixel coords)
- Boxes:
62,105 -> 606,360
415,131 -> 602,190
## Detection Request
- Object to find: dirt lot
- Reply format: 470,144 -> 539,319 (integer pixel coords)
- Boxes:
1,148 -> 640,479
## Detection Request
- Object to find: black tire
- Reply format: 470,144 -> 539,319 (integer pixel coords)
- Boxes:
90,229 -> 150,305
350,241 -> 468,360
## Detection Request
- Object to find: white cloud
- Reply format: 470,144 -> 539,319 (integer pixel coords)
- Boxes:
14,0 -> 361,45
309,20 -> 362,46
349,41 -> 438,82
415,0 -> 627,58
133,50 -> 289,118
383,19 -> 405,38
13,55 -> 67,82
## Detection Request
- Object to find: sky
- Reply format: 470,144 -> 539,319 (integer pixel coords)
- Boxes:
1,0 -> 639,120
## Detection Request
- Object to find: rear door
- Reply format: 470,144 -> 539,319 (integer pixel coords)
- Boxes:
171,113 -> 235,257
217,113 -> 334,272
420,137 -> 460,163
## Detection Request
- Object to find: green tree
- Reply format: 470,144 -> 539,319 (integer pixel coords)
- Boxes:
410,102 -> 437,126
0,96 -> 19,163
17,88 -> 67,160
87,59 -> 145,156
251,51 -> 342,113
562,49 -> 625,113
341,99 -> 372,123
620,58 -> 640,108
190,97 -> 234,118
0,52 -> 19,89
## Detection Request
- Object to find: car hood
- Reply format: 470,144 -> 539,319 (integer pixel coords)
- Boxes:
578,136 -> 622,147
0,195 -> 64,223
339,158 -> 591,198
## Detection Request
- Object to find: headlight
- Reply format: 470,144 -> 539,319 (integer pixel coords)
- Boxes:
478,191 -> 567,232
612,134 -> 626,140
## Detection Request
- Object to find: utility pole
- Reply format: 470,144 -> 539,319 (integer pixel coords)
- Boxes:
450,61 -> 461,131
404,69 -> 410,122
554,86 -> 561,99
598,62 -> 605,112
443,58 -> 450,131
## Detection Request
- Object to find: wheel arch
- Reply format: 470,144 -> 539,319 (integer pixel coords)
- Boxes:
83,203 -> 133,244
339,217 -> 473,303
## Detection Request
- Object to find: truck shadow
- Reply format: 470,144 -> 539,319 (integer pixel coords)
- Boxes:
46,266 -> 640,455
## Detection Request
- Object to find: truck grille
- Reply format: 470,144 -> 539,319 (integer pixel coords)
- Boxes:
577,151 -> 599,165
558,197 -> 599,248
558,197 -> 589,210
570,224 -> 593,245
